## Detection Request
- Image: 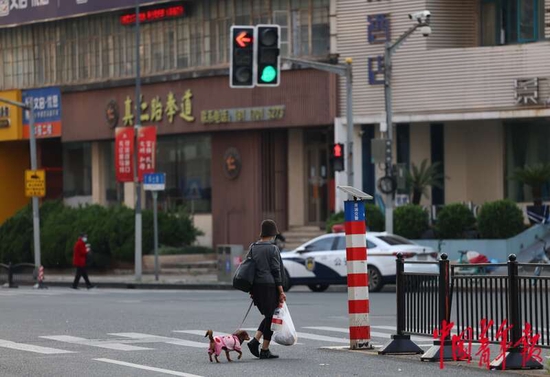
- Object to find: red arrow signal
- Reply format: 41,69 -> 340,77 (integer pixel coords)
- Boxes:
236,31 -> 252,48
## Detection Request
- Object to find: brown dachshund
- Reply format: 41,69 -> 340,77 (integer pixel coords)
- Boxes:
205,329 -> 250,363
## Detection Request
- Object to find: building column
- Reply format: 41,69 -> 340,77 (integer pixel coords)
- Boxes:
124,182 -> 136,209
91,142 -> 106,205
288,128 -> 305,226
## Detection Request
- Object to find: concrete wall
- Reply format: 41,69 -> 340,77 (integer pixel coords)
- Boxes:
0,141 -> 29,224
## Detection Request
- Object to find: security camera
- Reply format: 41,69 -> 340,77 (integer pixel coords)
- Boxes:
420,25 -> 432,37
408,10 -> 431,23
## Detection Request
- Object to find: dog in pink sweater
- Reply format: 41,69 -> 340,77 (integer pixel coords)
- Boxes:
205,329 -> 250,362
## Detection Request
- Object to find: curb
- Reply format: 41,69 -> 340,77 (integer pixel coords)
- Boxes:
19,281 -> 235,291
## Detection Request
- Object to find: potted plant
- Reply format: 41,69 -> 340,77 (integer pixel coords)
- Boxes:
509,163 -> 550,224
406,159 -> 445,205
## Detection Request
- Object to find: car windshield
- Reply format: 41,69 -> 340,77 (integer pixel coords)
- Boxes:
375,235 -> 415,246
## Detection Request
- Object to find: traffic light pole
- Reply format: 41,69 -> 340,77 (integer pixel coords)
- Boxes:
0,97 -> 41,277
282,57 -> 354,188
134,0 -> 143,281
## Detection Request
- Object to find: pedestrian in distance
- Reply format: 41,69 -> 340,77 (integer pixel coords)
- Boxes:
247,219 -> 286,360
72,233 -> 95,290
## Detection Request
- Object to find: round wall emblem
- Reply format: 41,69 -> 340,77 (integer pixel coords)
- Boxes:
223,147 -> 242,180
106,100 -> 119,129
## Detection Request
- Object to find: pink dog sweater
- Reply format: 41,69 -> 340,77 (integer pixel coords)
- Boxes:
208,335 -> 242,356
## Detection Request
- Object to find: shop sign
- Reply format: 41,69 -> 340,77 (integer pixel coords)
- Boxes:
201,105 -> 285,125
0,90 -> 22,141
137,126 -> 157,182
22,87 -> 62,139
0,0 -> 174,28
122,90 -> 195,127
115,127 -> 134,183
514,78 -> 547,105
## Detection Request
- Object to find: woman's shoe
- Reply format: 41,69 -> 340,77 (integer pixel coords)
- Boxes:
259,349 -> 279,359
247,338 -> 260,358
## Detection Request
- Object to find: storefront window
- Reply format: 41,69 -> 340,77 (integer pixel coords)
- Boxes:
63,142 -> 92,197
153,134 -> 212,213
505,120 -> 550,203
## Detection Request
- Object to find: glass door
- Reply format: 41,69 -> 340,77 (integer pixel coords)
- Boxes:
306,143 -> 328,225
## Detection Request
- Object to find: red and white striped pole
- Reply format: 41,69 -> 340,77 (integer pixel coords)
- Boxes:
344,199 -> 371,349
37,265 -> 47,289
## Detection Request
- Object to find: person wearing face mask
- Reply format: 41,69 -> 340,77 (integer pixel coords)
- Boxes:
72,232 -> 95,289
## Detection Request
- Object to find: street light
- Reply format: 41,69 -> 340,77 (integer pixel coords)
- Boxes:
0,97 -> 41,277
134,0 -> 143,281
382,10 -> 431,234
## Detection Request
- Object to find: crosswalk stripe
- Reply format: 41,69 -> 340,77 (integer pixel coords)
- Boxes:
110,333 -> 207,348
174,330 -> 230,337
303,326 -> 431,343
0,339 -> 75,354
94,358 -> 204,377
243,328 -> 348,344
40,335 -> 153,351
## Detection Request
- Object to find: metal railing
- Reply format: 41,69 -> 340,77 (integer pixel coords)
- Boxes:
0,263 -> 37,288
379,253 -> 546,370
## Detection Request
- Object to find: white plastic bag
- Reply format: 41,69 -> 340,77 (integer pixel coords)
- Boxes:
271,302 -> 298,346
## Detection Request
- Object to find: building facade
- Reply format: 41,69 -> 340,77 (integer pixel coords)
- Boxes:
335,0 -> 550,215
0,0 -> 337,248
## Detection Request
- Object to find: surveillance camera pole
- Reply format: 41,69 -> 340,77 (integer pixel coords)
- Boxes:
383,21 -> 428,233
282,57 -> 354,187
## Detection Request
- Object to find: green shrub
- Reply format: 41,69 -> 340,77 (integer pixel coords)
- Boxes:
0,201 -> 201,268
435,203 -> 476,239
477,199 -> 525,239
325,204 -> 385,233
394,205 -> 429,239
365,204 -> 385,232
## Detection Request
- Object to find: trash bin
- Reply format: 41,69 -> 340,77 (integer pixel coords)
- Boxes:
217,244 -> 244,283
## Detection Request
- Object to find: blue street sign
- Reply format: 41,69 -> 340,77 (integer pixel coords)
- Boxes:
143,173 -> 166,191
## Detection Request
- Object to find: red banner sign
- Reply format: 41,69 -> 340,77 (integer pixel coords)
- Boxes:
115,127 -> 135,182
137,126 -> 157,182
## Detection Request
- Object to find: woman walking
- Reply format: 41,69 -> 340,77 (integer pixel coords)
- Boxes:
247,219 -> 286,360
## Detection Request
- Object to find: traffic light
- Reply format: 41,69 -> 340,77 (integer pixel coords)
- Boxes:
255,25 -> 280,87
331,143 -> 345,172
230,26 -> 255,88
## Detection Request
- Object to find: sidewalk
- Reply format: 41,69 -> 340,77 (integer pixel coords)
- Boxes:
41,270 -> 234,290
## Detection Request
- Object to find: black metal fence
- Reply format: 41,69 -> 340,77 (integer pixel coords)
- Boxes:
0,263 -> 37,288
379,253 -> 547,370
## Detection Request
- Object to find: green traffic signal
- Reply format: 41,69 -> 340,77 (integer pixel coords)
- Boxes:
260,66 -> 277,83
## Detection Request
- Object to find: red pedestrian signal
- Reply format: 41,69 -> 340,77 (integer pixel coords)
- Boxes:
331,143 -> 345,172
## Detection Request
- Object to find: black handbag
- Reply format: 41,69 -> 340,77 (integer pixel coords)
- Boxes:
232,244 -> 256,293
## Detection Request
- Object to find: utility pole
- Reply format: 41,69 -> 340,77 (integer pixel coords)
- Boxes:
383,18 -> 430,233
0,97 -> 41,275
282,57 -> 354,188
133,0 -> 143,281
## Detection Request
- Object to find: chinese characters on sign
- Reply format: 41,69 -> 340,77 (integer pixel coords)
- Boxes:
22,87 -> 62,139
25,169 -> 46,198
115,127 -> 134,183
137,126 -> 157,182
201,105 -> 285,125
434,319 -> 542,370
514,78 -> 541,105
123,90 -> 195,126
367,13 -> 390,86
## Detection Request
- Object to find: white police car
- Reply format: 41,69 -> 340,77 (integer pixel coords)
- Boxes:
281,232 -> 438,292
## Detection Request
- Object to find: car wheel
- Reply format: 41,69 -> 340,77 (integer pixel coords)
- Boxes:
282,269 -> 292,292
308,284 -> 329,292
368,266 -> 384,292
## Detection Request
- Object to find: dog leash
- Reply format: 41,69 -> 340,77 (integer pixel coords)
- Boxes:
236,299 -> 254,331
